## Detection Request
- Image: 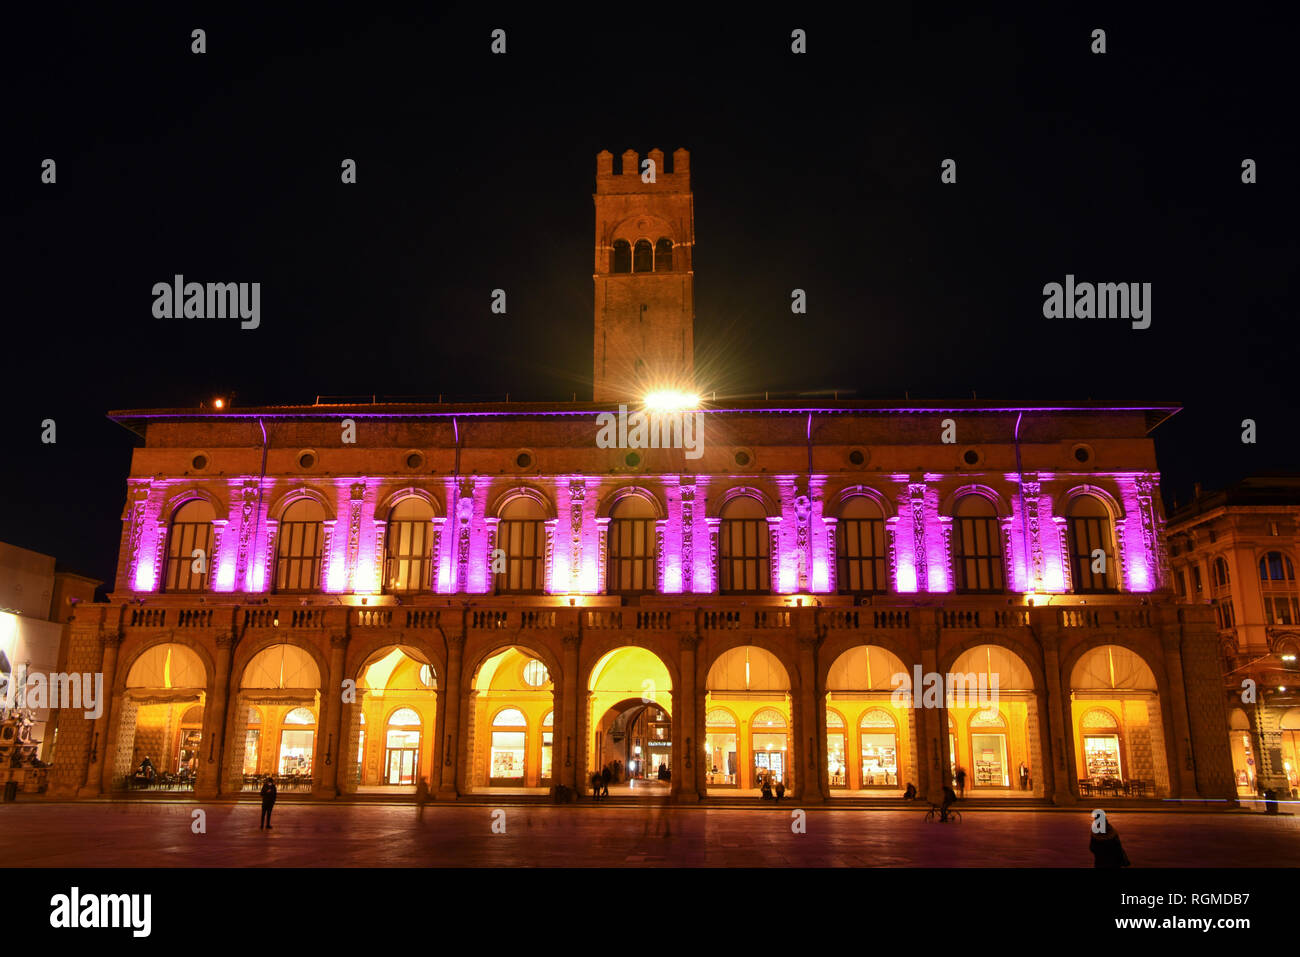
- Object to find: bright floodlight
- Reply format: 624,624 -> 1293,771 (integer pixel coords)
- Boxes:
643,389 -> 701,412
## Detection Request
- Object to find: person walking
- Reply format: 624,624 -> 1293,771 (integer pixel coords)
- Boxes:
601,764 -> 611,798
1019,762 -> 1029,791
591,770 -> 603,800
259,775 -> 278,829
940,782 -> 958,822
954,766 -> 967,798
1089,820 -> 1131,867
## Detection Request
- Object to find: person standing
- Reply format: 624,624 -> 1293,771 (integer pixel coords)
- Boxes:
954,766 -> 967,798
1019,762 -> 1030,791
260,776 -> 278,830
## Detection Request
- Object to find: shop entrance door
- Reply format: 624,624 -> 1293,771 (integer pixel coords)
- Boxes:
385,748 -> 417,785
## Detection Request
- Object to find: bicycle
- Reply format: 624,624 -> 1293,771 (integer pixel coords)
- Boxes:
924,803 -> 962,823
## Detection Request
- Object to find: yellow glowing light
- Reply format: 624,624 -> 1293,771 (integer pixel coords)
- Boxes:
1283,655 -> 1297,662
213,398 -> 225,409
643,390 -> 701,412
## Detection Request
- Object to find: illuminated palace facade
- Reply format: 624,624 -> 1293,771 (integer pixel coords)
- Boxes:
46,149 -> 1235,805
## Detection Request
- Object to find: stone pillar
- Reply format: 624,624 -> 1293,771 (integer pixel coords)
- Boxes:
197,631 -> 234,799
674,635 -> 699,802
83,632 -> 123,797
561,633 -> 580,793
918,611 -> 946,803
795,631 -> 824,803
1158,628 -> 1200,799
1035,615 -> 1075,804
435,628 -> 464,799
338,690 -> 366,794
313,632 -> 347,798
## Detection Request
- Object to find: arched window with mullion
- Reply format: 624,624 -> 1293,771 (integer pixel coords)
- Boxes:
496,497 -> 547,594
164,499 -> 216,592
719,496 -> 770,594
386,497 -> 435,593
276,499 -> 326,592
1068,495 -> 1118,593
607,494 -> 657,594
836,496 -> 887,594
952,495 -> 1005,593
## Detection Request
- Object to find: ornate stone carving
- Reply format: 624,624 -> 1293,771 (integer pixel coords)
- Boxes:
372,519 -> 387,591
655,521 -> 666,593
681,483 -> 695,592
455,479 -> 475,594
1055,519 -> 1072,591
823,517 -> 838,592
794,494 -> 811,592
1023,476 -> 1043,589
569,480 -> 586,591
125,483 -> 151,588
346,483 -> 365,589
909,483 -> 928,591
235,480 -> 259,588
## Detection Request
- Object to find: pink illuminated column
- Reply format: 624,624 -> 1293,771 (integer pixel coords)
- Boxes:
822,515 -> 838,594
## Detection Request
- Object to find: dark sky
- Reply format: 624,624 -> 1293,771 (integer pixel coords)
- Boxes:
3,5 -> 1296,593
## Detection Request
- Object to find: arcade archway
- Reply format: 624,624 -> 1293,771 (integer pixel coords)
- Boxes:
947,644 -> 1040,797
228,643 -> 322,793
351,646 -> 437,791
1069,644 -> 1169,797
823,645 -> 916,795
469,646 -> 555,791
589,646 -> 673,793
706,645 -> 792,792
114,643 -> 207,791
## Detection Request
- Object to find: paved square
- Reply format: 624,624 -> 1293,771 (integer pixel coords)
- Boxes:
1,802 -> 1297,867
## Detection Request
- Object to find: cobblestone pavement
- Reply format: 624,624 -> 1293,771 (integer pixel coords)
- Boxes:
1,802 -> 1296,867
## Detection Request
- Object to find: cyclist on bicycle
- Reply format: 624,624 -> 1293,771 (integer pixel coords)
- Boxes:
940,782 -> 958,822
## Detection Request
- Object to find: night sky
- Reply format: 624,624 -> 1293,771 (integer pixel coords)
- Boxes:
4,5 -> 1296,594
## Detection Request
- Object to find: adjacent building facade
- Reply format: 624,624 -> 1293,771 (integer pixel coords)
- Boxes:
44,149 -> 1236,805
0,541 -> 99,788
1167,475 -> 1300,798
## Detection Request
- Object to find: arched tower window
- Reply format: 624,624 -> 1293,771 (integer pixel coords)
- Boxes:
611,239 -> 631,274
633,239 -> 653,272
654,238 -> 673,271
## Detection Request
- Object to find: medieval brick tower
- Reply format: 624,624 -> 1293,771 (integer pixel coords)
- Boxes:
592,148 -> 695,403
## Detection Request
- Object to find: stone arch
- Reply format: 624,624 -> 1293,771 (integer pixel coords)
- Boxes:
701,637 -> 798,691
486,484 -> 557,520
940,484 -> 1013,518
581,637 -> 680,693
161,486 -> 227,522
831,485 -> 897,519
939,635 -> 1045,689
231,634 -> 329,692
818,633 -> 918,687
597,485 -> 667,519
347,638 -> 443,685
466,641 -> 563,693
266,485 -> 336,522
708,485 -> 779,519
114,633 -> 216,697
1059,484 -> 1125,522
374,486 -> 443,521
